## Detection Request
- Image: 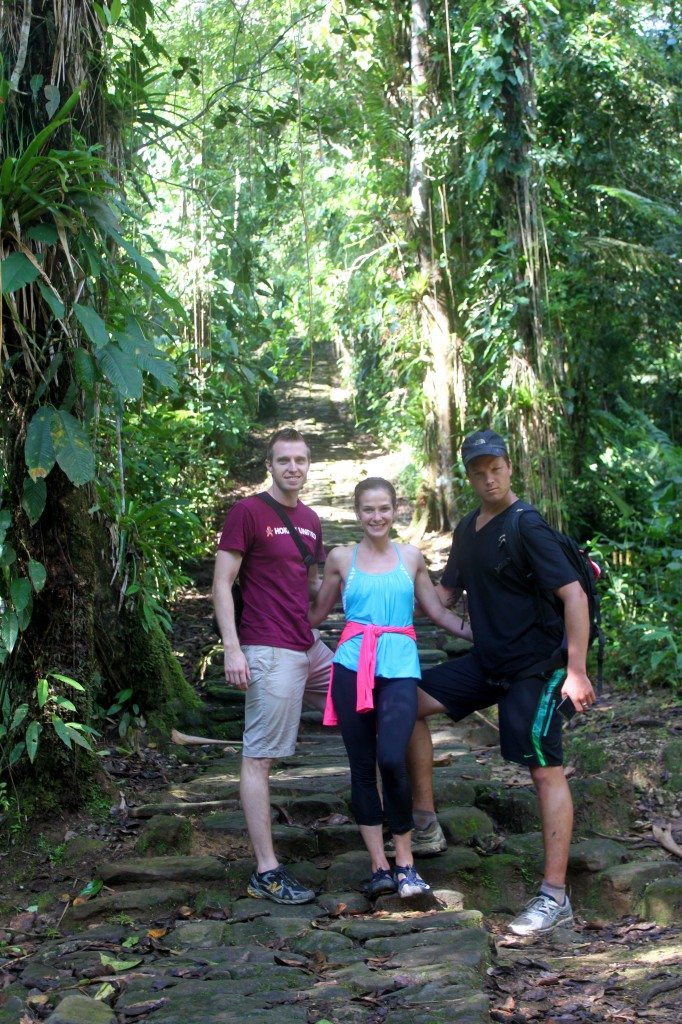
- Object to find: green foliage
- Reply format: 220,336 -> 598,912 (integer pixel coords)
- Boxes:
0,671 -> 98,775
574,412 -> 681,691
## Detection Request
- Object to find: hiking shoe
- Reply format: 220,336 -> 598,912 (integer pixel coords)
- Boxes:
508,894 -> 573,936
247,866 -> 316,905
394,864 -> 431,898
386,819 -> 447,857
366,868 -> 398,898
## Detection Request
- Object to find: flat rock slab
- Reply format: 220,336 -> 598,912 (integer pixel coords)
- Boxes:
46,993 -> 115,1024
63,885 -> 195,922
115,977 -> 310,1024
366,926 -> 492,973
170,920 -> 228,949
100,855 -> 227,884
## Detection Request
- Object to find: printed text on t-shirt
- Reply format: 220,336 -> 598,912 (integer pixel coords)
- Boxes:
266,525 -> 317,540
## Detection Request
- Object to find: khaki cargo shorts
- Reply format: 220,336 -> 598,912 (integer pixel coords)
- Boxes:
241,632 -> 333,759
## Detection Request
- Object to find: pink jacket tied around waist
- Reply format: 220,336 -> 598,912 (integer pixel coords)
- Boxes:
323,620 -> 418,726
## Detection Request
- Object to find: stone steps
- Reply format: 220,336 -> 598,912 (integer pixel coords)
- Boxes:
10,354 -> 680,1024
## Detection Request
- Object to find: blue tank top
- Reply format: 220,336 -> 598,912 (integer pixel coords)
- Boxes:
333,545 -> 421,679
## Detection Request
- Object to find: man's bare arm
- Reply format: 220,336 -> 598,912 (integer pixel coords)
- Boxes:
213,549 -> 250,689
309,548 -> 344,627
555,580 -> 594,711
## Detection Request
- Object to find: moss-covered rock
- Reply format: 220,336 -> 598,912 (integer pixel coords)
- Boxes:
662,740 -> 682,792
122,616 -> 201,734
455,853 -> 537,913
473,782 -> 541,833
577,859 -> 682,920
564,735 -> 608,774
569,774 -> 636,836
135,814 -> 192,856
439,807 -> 495,845
61,835 -> 107,865
639,876 -> 682,925
433,778 -> 477,807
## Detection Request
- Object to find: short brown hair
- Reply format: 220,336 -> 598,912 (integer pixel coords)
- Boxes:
353,477 -> 397,510
265,427 -> 310,463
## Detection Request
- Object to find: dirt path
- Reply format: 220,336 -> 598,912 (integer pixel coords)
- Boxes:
1,351 -> 680,1024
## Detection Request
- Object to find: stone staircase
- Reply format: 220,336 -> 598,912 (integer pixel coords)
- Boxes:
4,356 -> 681,1024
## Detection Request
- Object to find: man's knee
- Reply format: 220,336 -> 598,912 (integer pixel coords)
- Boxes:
242,755 -> 274,777
416,690 -> 445,720
530,764 -> 571,799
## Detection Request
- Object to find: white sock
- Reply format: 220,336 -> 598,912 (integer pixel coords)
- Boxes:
540,881 -> 566,905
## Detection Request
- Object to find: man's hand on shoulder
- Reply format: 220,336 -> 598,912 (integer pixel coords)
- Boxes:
224,645 -> 251,690
561,668 -> 595,713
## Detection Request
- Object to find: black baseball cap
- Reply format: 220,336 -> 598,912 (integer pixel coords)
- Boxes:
461,429 -> 508,468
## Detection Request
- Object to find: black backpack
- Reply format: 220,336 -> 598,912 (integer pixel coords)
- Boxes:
500,503 -> 605,691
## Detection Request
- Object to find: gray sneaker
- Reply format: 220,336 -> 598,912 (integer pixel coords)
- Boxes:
247,866 -> 316,905
386,819 -> 447,857
508,894 -> 573,936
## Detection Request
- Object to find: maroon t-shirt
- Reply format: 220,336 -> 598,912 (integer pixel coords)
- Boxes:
217,494 -> 325,651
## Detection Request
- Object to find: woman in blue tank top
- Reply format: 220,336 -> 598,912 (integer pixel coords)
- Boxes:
309,478 -> 472,898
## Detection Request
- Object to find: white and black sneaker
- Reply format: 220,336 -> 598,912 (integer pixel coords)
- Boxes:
508,894 -> 573,935
247,866 -> 316,905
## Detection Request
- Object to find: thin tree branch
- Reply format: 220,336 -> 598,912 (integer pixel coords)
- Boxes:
9,0 -> 32,93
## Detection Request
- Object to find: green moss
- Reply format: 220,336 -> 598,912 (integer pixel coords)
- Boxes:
123,615 -> 201,733
135,815 -> 192,856
564,736 -> 608,774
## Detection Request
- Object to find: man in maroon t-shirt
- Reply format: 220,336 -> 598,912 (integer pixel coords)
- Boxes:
213,427 -> 333,905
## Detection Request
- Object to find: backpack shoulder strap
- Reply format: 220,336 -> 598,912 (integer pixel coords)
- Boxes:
502,502 -> 538,577
256,492 -> 315,568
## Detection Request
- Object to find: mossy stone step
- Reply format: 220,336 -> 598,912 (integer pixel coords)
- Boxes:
100,855 -> 227,885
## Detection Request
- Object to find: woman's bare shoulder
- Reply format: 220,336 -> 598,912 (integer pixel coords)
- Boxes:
326,544 -> 355,571
396,543 -> 425,570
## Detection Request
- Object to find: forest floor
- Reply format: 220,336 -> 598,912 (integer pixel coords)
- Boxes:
1,353 -> 681,1024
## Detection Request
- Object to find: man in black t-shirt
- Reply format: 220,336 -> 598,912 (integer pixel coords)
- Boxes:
407,429 -> 595,936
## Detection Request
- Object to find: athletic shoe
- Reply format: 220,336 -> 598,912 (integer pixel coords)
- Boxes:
508,894 -> 573,935
366,868 -> 398,898
386,819 -> 447,856
394,864 -> 431,898
246,866 -> 316,905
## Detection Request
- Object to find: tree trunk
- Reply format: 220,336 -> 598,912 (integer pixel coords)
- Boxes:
409,0 -> 466,534
496,1 -> 564,524
1,1 -> 194,805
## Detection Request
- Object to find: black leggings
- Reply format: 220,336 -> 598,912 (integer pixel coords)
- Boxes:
331,663 -> 418,835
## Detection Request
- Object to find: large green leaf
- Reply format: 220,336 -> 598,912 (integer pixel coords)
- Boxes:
0,542 -> 16,568
26,224 -> 59,244
10,703 -> 28,731
37,280 -> 65,319
25,721 -> 42,763
73,303 -> 109,349
1,253 -> 40,293
37,678 -> 49,708
73,348 -> 98,394
115,328 -> 177,392
1,610 -> 19,653
25,407 -> 56,480
10,578 -> 32,614
0,509 -> 10,542
51,410 -> 96,485
22,475 -> 47,525
28,559 -> 47,592
97,344 -> 143,399
51,715 -> 72,749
